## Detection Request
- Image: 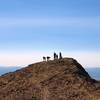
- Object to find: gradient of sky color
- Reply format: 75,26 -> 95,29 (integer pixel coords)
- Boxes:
0,0 -> 100,67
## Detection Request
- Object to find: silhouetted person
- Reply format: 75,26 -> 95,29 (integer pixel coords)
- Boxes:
43,56 -> 46,61
47,56 -> 50,61
54,52 -> 56,60
59,52 -> 62,59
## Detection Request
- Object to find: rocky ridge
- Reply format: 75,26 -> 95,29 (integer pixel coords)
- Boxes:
0,58 -> 100,100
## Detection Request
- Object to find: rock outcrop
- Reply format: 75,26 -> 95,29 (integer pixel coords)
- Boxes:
0,58 -> 100,100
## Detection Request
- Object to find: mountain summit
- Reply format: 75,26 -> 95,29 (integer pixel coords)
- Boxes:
0,58 -> 100,100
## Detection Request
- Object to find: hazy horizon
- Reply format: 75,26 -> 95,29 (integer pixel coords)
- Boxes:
0,0 -> 100,67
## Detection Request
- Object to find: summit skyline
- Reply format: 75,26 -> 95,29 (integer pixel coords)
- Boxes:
0,0 -> 100,67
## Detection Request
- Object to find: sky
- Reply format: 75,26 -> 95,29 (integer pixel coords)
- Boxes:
0,0 -> 100,67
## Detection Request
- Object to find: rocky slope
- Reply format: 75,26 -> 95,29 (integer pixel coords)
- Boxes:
0,58 -> 100,100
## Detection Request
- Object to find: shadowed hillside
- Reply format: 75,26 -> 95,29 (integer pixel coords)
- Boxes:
0,58 -> 100,100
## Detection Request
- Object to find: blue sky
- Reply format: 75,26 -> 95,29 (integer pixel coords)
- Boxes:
0,0 -> 100,67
